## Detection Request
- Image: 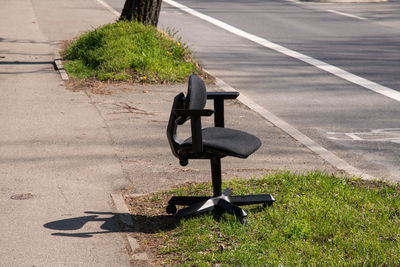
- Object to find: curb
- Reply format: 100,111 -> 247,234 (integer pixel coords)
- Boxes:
54,52 -> 69,81
110,193 -> 151,264
111,193 -> 134,226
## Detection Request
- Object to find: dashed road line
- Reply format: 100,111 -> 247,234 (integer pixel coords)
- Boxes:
327,9 -> 366,20
327,128 -> 400,144
346,133 -> 363,141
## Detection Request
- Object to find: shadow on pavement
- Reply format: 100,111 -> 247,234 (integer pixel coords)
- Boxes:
44,211 -> 177,238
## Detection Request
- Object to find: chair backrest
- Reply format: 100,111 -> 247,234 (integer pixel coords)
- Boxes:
166,75 -> 207,161
185,74 -> 207,110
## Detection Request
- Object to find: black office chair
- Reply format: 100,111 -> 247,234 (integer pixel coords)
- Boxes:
166,74 -> 275,222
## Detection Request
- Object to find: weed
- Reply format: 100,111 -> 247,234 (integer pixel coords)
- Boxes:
63,21 -> 197,83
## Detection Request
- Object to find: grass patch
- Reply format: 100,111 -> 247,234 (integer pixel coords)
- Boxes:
63,21 -> 197,83
126,171 -> 400,266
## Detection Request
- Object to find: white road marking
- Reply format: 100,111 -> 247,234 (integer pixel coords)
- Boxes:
327,9 -> 366,21
283,0 -> 304,4
161,11 -> 182,15
345,133 -> 363,141
328,128 -> 400,144
164,0 -> 400,103
96,0 -> 120,18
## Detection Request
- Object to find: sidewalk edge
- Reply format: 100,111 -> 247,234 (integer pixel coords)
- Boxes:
54,52 -> 69,81
111,193 -> 150,263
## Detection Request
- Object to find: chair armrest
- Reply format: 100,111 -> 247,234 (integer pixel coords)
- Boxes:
206,92 -> 240,127
174,109 -> 214,155
174,109 -> 214,117
207,91 -> 239,100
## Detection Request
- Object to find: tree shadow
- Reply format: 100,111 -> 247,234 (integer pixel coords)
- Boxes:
44,211 -> 178,238
0,61 -> 55,65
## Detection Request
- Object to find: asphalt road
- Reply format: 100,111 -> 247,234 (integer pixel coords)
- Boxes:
107,0 -> 400,181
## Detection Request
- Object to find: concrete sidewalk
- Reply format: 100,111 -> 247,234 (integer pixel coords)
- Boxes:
0,0 -> 336,265
0,0 -> 131,266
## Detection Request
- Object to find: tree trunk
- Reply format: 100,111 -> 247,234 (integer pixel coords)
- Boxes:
120,0 -> 163,27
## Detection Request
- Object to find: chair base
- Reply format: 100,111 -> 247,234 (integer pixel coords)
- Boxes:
166,188 -> 275,222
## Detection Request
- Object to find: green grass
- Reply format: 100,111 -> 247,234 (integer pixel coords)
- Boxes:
63,21 -> 197,82
135,171 -> 400,266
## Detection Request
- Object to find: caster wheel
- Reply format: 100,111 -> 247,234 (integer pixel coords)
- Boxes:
166,204 -> 177,215
263,202 -> 273,208
213,210 -> 223,222
239,217 -> 247,225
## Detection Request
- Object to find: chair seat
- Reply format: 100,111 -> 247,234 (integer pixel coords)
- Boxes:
181,127 -> 261,158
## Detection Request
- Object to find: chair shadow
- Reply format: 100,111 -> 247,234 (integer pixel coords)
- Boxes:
44,211 -> 178,238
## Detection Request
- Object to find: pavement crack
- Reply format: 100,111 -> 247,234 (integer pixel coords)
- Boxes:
113,103 -> 155,115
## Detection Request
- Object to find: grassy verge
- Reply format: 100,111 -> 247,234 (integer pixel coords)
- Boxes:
126,171 -> 400,266
63,21 -> 197,83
